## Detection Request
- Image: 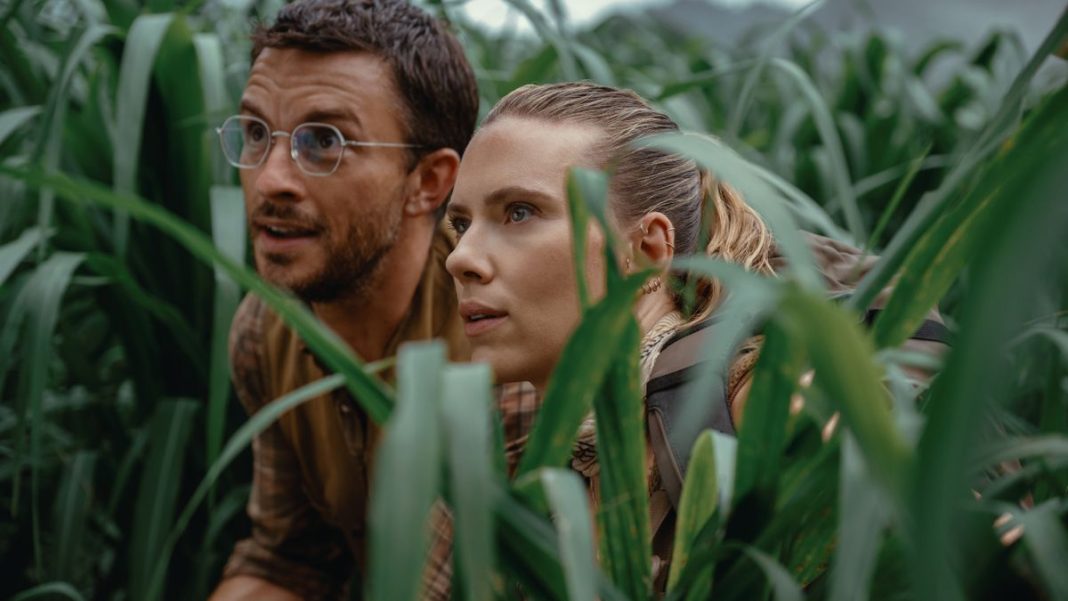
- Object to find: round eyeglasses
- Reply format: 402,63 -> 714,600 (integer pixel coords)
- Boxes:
215,115 -> 422,176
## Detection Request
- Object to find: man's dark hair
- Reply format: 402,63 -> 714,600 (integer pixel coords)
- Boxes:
251,0 -> 479,166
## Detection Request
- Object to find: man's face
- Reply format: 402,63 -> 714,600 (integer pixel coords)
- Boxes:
238,48 -> 412,302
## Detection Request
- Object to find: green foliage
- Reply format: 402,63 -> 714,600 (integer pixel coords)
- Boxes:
1,0 -> 1066,599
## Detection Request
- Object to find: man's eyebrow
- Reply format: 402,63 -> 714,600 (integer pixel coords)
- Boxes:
238,99 -> 265,118
302,108 -> 362,129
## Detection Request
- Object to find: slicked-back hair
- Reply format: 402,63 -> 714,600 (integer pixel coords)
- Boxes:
485,82 -> 776,325
251,0 -> 479,167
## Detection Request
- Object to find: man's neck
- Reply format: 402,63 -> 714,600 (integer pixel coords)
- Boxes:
311,219 -> 435,362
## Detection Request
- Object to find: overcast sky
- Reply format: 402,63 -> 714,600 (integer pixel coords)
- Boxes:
458,0 -> 812,31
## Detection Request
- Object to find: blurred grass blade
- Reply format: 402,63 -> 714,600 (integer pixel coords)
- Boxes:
0,105 -> 39,146
829,435 -> 888,601
906,86 -> 1068,601
786,287 -> 911,496
872,89 -> 1068,349
595,317 -> 651,598
767,57 -> 864,244
112,13 -> 176,255
727,0 -> 824,138
193,33 -> 230,183
733,317 -> 805,505
1,167 -> 394,422
368,342 -> 445,601
668,431 -> 718,595
442,363 -> 497,601
741,546 -> 803,601
667,256 -> 780,465
540,469 -> 597,601
128,399 -> 197,601
848,8 -> 1068,314
640,132 -> 821,290
9,251 -> 84,576
515,278 -> 644,476
0,226 -> 48,285
9,583 -> 87,601
565,168 -> 595,309
1014,501 -> 1068,599
863,146 -> 930,253
51,451 -> 96,582
499,0 -> 578,79
206,185 -> 244,495
33,23 -> 115,259
145,374 -> 346,600
972,435 -> 1068,470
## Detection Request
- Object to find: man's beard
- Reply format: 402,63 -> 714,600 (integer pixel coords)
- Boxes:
254,199 -> 403,303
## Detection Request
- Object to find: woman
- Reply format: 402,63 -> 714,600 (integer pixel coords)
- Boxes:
443,81 -> 776,588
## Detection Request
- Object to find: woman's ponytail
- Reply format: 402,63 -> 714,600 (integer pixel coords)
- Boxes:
680,169 -> 777,325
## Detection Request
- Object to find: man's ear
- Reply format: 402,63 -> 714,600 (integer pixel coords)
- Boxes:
404,148 -> 461,218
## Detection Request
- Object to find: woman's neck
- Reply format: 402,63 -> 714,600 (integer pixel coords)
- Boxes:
633,288 -> 677,337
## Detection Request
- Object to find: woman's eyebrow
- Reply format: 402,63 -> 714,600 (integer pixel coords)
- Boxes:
483,186 -> 555,208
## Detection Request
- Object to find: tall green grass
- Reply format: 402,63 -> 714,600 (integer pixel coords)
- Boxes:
1,0 -> 1066,599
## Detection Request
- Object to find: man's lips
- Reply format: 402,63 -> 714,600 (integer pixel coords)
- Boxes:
459,300 -> 508,337
253,220 -> 322,253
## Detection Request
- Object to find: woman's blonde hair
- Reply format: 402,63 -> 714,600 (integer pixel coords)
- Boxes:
484,81 -> 776,323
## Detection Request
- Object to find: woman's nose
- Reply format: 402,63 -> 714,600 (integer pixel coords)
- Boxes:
446,231 -> 493,284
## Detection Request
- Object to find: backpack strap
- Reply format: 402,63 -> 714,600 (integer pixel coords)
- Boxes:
645,319 -> 733,509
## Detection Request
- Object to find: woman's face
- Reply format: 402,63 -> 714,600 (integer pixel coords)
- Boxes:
445,116 -> 606,389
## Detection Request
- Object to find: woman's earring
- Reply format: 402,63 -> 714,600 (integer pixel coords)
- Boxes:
641,277 -> 662,295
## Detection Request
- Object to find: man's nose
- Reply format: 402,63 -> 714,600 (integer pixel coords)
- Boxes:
446,231 -> 493,284
251,137 -> 304,201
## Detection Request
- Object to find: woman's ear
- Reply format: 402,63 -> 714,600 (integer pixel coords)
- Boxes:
635,212 -> 675,267
404,148 -> 461,217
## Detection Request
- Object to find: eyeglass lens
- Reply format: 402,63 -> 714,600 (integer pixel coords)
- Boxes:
218,116 -> 345,174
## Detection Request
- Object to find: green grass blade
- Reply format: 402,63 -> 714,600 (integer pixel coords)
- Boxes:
441,363 -> 498,601
872,87 -> 1068,349
144,374 -> 347,601
0,105 -> 39,146
128,399 -> 198,601
499,0 -> 578,79
1014,501 -> 1068,599
0,226 -> 48,285
767,57 -> 865,244
906,88 -> 1068,601
595,316 -> 651,598
9,251 -> 84,576
741,546 -> 803,601
367,341 -> 446,601
9,582 -> 87,601
514,281 -> 642,476
111,13 -> 176,255
1,167 -> 394,422
829,435 -> 889,601
786,287 -> 911,496
971,435 -> 1068,470
848,8 -> 1068,314
33,23 -> 115,260
863,146 -> 930,253
726,0 -> 824,138
733,316 -> 805,505
540,468 -> 598,601
565,168 -> 595,310
206,186 -> 244,494
668,431 -> 718,595
51,451 -> 96,582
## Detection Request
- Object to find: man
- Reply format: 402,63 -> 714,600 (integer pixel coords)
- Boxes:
208,1 -> 479,599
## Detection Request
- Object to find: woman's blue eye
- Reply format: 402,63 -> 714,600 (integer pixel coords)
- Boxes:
507,205 -> 534,223
449,216 -> 469,235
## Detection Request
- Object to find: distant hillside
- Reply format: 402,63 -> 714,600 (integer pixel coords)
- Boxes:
649,0 -> 1066,56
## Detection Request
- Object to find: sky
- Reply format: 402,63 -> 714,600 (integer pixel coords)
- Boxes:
458,0 -> 812,32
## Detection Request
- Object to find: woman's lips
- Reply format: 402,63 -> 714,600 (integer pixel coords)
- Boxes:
463,314 -> 507,337
459,300 -> 508,337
